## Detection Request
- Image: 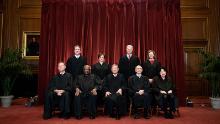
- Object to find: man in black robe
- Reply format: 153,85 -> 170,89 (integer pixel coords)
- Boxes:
66,45 -> 87,80
103,64 -> 127,120
119,45 -> 140,80
43,62 -> 72,120
74,65 -> 101,119
118,45 -> 140,110
154,67 -> 176,119
128,65 -> 151,119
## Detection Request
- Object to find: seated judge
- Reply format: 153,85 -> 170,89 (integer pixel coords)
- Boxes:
103,64 -> 127,120
154,67 -> 176,119
43,62 -> 72,120
128,65 -> 151,119
92,53 -> 110,106
74,65 -> 101,120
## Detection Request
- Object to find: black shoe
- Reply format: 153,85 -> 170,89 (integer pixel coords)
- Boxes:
63,115 -> 70,120
43,115 -> 51,120
76,116 -> 82,120
115,114 -> 121,120
43,114 -> 52,120
144,114 -> 150,119
133,113 -> 140,119
89,115 -> 96,119
168,113 -> 174,119
110,114 -> 115,118
164,112 -> 169,119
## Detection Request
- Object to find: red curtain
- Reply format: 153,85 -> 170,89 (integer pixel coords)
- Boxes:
39,0 -> 185,105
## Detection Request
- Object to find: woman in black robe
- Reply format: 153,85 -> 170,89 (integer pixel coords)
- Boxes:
154,67 -> 176,119
92,53 -> 110,106
142,50 -> 161,106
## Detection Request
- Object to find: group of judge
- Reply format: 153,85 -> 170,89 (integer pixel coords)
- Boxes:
43,45 -> 176,120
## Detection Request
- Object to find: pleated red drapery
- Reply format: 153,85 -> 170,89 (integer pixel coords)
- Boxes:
39,0 -> 185,105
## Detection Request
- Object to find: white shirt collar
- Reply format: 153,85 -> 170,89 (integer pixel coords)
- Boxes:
127,54 -> 132,58
60,71 -> 65,75
99,62 -> 104,65
113,73 -> 118,77
75,55 -> 80,59
136,74 -> 142,78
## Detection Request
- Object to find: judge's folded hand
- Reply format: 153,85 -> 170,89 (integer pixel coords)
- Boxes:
105,91 -> 111,97
91,88 -> 97,96
138,90 -> 144,95
160,90 -> 167,94
116,89 -> 122,95
75,88 -> 81,96
149,79 -> 153,83
168,90 -> 172,94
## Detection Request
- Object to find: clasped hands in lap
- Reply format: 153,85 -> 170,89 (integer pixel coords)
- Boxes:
75,88 -> 97,96
160,90 -> 172,95
105,89 -> 122,97
54,89 -> 65,96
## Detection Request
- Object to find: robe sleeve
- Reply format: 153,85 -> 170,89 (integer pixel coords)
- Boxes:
63,75 -> 73,93
47,76 -> 57,92
152,76 -> 160,94
66,58 -> 71,73
144,77 -> 150,93
102,76 -> 109,93
94,75 -> 102,90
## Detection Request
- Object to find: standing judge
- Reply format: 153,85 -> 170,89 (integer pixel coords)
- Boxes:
92,53 -> 110,80
74,65 -> 101,119
128,65 -> 151,119
103,64 -> 127,120
154,67 -> 176,119
119,45 -> 140,80
66,45 -> 87,80
142,50 -> 161,106
92,53 -> 110,106
43,62 -> 72,120
143,50 -> 161,83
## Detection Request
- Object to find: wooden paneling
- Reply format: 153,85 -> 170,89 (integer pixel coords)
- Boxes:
181,0 -> 209,9
182,18 -> 208,41
18,0 -> 41,8
180,0 -> 220,97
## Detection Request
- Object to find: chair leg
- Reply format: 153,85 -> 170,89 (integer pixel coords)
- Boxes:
176,109 -> 180,117
129,104 -> 132,117
156,106 -> 160,116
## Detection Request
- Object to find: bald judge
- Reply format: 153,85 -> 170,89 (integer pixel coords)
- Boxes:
43,62 -> 72,120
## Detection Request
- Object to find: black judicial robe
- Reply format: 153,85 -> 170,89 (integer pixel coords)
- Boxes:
142,59 -> 161,79
75,74 -> 101,94
119,55 -> 140,80
103,74 -> 127,115
66,56 -> 87,79
92,62 -> 110,105
153,76 -> 176,111
43,73 -> 73,118
74,74 -> 101,116
128,75 -> 150,108
92,62 -> 110,80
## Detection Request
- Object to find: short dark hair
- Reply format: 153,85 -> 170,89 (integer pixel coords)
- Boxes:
98,53 -> 105,59
74,45 -> 80,49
